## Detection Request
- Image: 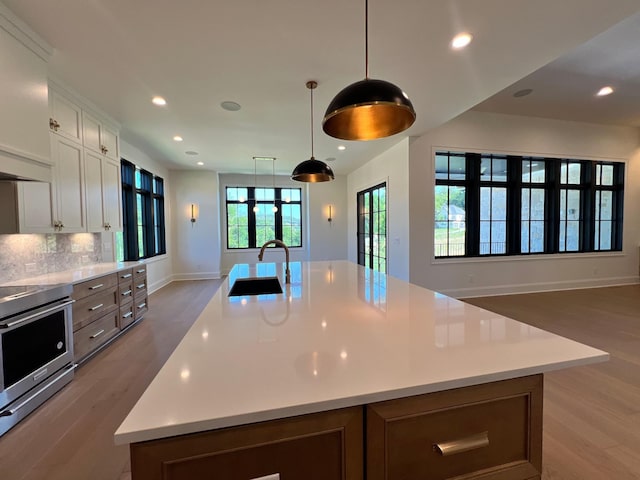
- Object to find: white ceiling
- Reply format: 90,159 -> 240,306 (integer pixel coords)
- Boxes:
4,0 -> 640,176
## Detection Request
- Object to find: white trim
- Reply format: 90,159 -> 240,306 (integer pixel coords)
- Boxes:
148,276 -> 172,295
440,275 -> 639,299
0,3 -> 52,61
432,251 -> 626,266
172,272 -> 222,281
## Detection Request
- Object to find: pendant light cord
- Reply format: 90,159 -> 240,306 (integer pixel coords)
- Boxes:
310,85 -> 314,158
365,0 -> 369,79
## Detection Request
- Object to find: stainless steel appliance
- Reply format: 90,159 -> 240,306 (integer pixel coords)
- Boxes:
0,283 -> 75,436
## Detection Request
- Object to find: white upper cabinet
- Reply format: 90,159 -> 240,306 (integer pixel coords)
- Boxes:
83,111 -> 119,161
49,89 -> 82,144
84,150 -> 122,232
51,133 -> 86,233
0,4 -> 52,181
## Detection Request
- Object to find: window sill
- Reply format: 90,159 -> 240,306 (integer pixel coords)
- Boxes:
223,247 -> 304,254
432,250 -> 626,265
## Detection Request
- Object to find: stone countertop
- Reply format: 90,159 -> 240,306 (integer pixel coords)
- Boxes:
114,260 -> 608,445
0,261 -> 146,286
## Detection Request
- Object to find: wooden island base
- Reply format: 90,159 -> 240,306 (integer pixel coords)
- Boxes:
130,374 -> 542,480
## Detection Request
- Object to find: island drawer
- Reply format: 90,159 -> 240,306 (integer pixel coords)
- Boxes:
73,273 -> 117,300
74,309 -> 119,360
72,287 -> 118,331
130,407 -> 363,480
134,295 -> 148,320
366,375 -> 543,480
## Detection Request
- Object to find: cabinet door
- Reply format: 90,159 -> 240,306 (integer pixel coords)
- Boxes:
52,135 -> 86,232
16,182 -> 55,233
101,125 -> 119,161
102,158 -> 122,231
49,90 -> 82,144
84,149 -> 105,232
131,407 -> 363,480
82,111 -> 102,154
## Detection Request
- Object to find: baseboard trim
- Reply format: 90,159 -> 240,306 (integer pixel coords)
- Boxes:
442,276 -> 640,299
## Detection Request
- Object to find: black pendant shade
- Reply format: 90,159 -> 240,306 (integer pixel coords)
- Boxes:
292,80 -> 335,183
291,157 -> 334,183
322,78 -> 416,141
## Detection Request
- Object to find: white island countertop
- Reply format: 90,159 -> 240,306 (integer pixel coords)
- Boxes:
115,260 -> 608,445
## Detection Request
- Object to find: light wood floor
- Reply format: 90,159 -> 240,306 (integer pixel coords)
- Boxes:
465,285 -> 640,480
1,281 -> 639,479
0,279 -> 223,480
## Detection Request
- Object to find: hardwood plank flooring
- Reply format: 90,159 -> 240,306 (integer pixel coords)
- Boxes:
0,279 -> 222,480
465,284 -> 640,480
1,281 -> 639,479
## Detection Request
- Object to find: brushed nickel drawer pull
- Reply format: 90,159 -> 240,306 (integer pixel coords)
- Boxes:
137,302 -> 146,309
121,290 -> 132,296
250,474 -> 280,480
90,329 -> 105,339
89,283 -> 104,290
120,273 -> 132,279
433,431 -> 489,456
122,311 -> 133,319
89,303 -> 104,311
136,284 -> 145,289
136,269 -> 146,274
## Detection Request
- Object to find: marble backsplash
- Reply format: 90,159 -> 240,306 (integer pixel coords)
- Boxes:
0,233 -> 104,284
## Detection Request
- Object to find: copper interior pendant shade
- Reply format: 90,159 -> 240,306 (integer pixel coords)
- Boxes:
292,81 -> 335,183
322,0 -> 415,141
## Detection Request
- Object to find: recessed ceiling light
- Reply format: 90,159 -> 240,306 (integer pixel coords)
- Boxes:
185,150 -> 199,156
596,86 -> 614,96
173,135 -> 183,142
451,32 -> 473,50
197,161 -> 204,166
513,88 -> 533,98
337,145 -> 346,151
221,101 -> 241,111
152,96 -> 167,106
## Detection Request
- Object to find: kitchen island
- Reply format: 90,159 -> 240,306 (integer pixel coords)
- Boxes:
115,261 -> 607,479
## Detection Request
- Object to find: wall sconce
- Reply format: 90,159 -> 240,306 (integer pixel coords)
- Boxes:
328,205 -> 333,224
190,203 -> 198,227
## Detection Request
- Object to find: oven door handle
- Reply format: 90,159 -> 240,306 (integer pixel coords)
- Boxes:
0,299 -> 75,329
0,364 -> 75,417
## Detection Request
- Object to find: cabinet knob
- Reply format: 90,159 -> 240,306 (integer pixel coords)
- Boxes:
49,118 -> 60,131
101,145 -> 109,154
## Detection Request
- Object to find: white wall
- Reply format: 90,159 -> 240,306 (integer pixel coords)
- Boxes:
347,139 -> 410,281
219,173 -> 348,274
170,169 -> 221,280
119,139 -> 173,292
409,111 -> 640,297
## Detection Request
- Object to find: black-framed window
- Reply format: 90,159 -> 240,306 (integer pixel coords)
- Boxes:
225,186 -> 302,249
434,151 -> 624,258
357,182 -> 387,273
118,159 -> 166,261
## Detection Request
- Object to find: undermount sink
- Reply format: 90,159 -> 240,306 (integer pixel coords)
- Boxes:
228,276 -> 283,297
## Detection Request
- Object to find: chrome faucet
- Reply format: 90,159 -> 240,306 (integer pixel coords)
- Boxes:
258,239 -> 290,284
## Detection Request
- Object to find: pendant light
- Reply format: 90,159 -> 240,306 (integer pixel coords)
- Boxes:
292,81 -> 335,183
322,0 -> 415,141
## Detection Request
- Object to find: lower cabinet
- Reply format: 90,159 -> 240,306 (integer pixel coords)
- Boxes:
131,407 -> 363,480
73,267 -> 150,362
129,375 -> 542,480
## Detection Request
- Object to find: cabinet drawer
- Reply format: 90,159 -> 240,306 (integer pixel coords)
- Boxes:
73,273 -> 117,300
133,266 -> 147,280
73,310 -> 119,360
72,287 -> 118,331
119,302 -> 135,330
133,276 -> 147,293
367,375 -> 543,480
118,280 -> 134,303
118,268 -> 134,283
131,406 -> 363,480
134,294 -> 148,320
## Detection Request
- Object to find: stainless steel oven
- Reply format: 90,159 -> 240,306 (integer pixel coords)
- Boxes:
0,283 -> 74,436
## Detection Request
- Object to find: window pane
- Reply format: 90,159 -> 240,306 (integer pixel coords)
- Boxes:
492,158 -> 507,182
435,154 -> 449,180
601,165 -> 614,186
449,156 -> 465,180
434,185 -> 465,257
227,204 -> 249,248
